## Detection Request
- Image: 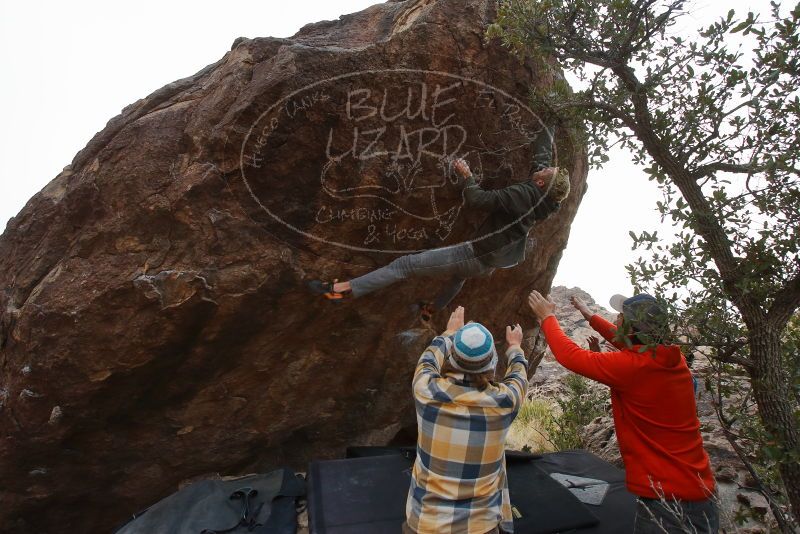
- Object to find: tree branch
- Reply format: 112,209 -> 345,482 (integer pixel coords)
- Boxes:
551,97 -> 635,128
610,63 -> 765,325
768,270 -> 800,327
711,342 -> 752,368
692,161 -> 767,179
617,0 -> 657,58
686,340 -> 751,368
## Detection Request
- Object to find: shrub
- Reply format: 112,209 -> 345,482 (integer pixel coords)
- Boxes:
508,397 -> 555,452
542,373 -> 608,451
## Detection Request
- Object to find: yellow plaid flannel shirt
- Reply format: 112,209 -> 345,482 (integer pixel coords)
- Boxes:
405,330 -> 528,534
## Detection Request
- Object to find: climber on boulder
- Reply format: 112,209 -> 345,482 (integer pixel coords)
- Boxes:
404,305 -> 528,534
309,126 -> 570,322
527,290 -> 718,534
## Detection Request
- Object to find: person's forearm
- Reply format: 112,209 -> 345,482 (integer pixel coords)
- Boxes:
463,176 -> 502,211
580,309 -> 593,321
589,314 -> 621,346
530,125 -> 554,170
505,346 -> 527,368
501,346 -> 529,406
541,316 -> 629,387
414,335 -> 448,381
541,316 -> 605,379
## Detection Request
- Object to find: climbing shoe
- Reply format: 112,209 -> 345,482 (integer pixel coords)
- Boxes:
308,280 -> 348,301
416,301 -> 436,323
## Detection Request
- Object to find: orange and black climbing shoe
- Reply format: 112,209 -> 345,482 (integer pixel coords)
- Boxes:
308,280 -> 348,301
417,301 -> 436,323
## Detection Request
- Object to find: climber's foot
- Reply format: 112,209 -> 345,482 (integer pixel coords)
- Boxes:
308,280 -> 348,301
416,301 -> 436,323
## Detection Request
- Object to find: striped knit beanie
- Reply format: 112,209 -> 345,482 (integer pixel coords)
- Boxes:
448,323 -> 498,374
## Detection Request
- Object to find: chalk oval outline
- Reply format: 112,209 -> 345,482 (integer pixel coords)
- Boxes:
240,68 -> 558,254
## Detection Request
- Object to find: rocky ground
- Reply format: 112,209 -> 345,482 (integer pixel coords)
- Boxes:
530,286 -> 778,532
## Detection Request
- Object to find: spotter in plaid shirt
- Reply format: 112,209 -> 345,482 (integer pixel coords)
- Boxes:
405,323 -> 529,534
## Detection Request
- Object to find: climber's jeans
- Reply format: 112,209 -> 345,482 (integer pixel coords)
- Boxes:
349,242 -> 494,309
634,496 -> 719,534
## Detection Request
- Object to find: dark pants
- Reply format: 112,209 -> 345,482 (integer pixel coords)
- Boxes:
529,124 -> 554,173
634,497 -> 719,533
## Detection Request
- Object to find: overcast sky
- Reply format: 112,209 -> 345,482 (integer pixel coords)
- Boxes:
0,0 -> 756,309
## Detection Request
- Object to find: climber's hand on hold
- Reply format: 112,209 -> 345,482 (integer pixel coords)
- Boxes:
453,158 -> 472,179
506,324 -> 523,349
445,305 -> 465,334
527,290 -> 556,323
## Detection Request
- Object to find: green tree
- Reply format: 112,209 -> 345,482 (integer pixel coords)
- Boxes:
489,0 -> 800,529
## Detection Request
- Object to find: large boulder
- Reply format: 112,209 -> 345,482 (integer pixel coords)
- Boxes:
0,0 -> 588,531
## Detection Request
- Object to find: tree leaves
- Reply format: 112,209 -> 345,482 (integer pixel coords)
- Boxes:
489,1 -> 800,525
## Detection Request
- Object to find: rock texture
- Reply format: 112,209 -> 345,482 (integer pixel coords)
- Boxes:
0,1 -> 588,532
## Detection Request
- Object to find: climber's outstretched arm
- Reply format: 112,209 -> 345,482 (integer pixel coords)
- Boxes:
529,125 -> 554,173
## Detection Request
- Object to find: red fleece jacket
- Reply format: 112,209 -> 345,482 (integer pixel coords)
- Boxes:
540,314 -> 715,500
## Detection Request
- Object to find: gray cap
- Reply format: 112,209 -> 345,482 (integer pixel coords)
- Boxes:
609,293 -> 668,337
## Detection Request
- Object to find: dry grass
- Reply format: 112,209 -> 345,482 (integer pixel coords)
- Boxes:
506,397 -> 556,452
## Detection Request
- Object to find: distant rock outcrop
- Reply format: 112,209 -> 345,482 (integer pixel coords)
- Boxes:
0,1 -> 589,531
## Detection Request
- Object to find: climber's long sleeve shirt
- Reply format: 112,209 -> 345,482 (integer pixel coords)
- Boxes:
406,332 -> 528,534
463,176 -> 558,268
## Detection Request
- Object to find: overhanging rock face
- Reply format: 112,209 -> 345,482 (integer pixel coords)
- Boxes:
0,0 -> 588,531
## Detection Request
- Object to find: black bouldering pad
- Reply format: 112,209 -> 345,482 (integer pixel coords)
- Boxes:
507,461 -> 599,533
346,446 -> 416,460
113,467 -> 305,534
308,454 -> 412,534
307,449 -> 629,534
534,450 -> 637,534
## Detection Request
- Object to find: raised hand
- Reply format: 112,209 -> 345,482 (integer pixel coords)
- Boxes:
587,335 -> 601,352
446,305 -> 465,333
570,295 -> 592,320
506,323 -> 523,347
527,290 -> 556,323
